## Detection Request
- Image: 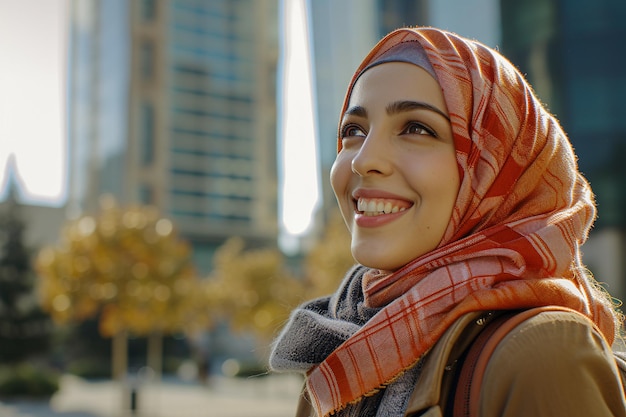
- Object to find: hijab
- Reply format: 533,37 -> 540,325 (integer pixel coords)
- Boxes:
271,27 -> 618,417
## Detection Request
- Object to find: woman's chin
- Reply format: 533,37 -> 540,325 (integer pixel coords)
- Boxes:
353,250 -> 402,273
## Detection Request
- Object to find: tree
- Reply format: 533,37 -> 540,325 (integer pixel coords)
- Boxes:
206,237 -> 304,342
0,188 -> 51,364
35,197 -> 210,382
205,209 -> 354,346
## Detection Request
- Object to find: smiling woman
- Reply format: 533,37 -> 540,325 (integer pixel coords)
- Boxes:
270,26 -> 625,417
0,0 -> 68,206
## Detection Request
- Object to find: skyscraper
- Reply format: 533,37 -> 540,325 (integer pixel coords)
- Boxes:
67,0 -> 129,216
69,0 -> 280,272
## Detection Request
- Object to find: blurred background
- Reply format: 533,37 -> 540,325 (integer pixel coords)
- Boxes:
0,0 -> 624,416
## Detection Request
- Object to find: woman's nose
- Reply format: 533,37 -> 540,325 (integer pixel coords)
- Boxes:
351,134 -> 392,177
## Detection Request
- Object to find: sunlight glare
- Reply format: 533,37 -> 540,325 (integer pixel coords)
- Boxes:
279,0 -> 320,250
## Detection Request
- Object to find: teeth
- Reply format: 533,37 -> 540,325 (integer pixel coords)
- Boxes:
357,198 -> 407,216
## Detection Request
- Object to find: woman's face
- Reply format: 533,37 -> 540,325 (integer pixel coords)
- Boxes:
331,62 -> 459,272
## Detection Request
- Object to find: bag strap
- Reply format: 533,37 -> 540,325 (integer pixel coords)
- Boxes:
452,306 -> 583,417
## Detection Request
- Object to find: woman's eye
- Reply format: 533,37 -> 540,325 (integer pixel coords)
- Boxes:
403,122 -> 436,137
341,124 -> 366,138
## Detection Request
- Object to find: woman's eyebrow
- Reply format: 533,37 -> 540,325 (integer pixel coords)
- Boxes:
343,106 -> 368,118
386,100 -> 450,121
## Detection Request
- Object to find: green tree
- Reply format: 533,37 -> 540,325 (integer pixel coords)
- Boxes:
0,188 -> 51,364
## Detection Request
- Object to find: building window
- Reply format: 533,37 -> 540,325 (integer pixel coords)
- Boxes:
141,0 -> 157,22
139,184 -> 154,205
140,40 -> 155,80
141,103 -> 155,165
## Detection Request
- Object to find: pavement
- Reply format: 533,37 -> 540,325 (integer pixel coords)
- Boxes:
0,373 -> 303,417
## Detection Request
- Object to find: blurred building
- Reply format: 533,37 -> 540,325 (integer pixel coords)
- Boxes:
500,0 -> 626,230
67,0 -> 130,218
127,0 -> 279,272
68,0 -> 279,273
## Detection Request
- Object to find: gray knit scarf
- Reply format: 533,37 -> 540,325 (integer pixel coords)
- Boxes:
270,265 -> 423,417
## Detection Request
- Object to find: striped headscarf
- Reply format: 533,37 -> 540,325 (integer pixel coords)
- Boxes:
298,27 -> 618,416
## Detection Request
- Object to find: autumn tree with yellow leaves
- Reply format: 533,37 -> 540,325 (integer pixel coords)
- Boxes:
35,198 -> 209,381
205,237 -> 305,343
205,209 -> 354,349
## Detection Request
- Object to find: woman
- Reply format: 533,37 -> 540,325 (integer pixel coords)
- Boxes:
270,27 -> 625,416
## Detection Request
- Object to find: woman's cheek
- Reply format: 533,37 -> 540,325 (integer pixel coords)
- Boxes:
330,152 -> 353,196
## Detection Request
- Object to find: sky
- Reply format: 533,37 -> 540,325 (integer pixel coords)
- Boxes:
0,0 -> 68,206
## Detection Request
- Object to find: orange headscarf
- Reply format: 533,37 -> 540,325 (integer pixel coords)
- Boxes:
306,27 -> 617,417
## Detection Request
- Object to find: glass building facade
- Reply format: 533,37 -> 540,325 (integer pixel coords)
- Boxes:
501,0 -> 626,229
127,0 -> 279,272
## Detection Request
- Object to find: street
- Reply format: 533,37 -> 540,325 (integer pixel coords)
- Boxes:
0,373 -> 302,417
